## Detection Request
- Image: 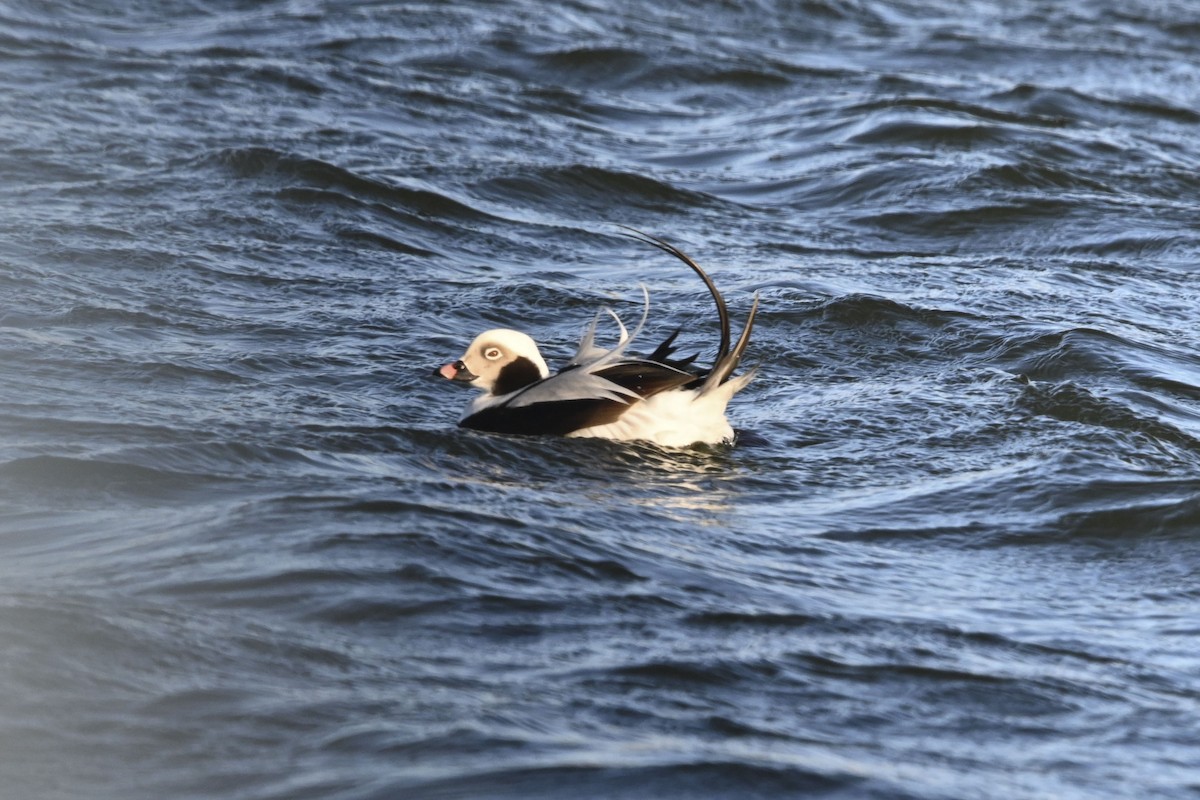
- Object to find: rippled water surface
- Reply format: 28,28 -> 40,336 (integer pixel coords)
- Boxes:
5,1 -> 1200,798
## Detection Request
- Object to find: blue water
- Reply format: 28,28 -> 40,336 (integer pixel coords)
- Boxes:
4,1 -> 1200,798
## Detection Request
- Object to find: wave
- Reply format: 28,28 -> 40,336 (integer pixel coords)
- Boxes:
990,81 -> 1200,127
1017,381 -> 1200,452
1060,233 -> 1196,260
866,198 -> 1077,240
812,293 -> 972,329
211,147 -> 491,220
0,454 -> 217,498
474,164 -> 728,215
524,45 -> 653,90
847,117 -> 1013,149
396,760 -> 856,800
995,327 -> 1200,395
1013,485 -> 1200,545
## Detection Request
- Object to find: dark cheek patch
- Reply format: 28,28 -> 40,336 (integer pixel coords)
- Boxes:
492,356 -> 543,396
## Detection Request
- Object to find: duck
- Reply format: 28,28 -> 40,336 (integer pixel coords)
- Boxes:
435,229 -> 759,448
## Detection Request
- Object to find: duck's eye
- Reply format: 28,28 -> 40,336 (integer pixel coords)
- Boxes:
483,346 -> 503,360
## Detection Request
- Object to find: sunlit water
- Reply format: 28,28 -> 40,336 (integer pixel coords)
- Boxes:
4,1 -> 1200,798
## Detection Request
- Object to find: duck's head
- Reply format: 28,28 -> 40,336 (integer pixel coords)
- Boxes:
436,328 -> 550,396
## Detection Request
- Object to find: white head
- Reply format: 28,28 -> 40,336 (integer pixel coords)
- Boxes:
437,328 -> 550,396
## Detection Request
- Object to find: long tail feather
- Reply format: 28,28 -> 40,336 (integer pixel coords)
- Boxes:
619,226 -> 731,366
705,292 -> 760,390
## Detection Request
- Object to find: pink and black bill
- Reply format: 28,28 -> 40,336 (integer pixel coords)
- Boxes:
437,360 -> 476,382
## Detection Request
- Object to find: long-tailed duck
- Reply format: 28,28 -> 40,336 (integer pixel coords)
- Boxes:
436,230 -> 759,447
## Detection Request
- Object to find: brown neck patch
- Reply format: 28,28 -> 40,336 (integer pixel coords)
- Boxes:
493,356 -> 544,396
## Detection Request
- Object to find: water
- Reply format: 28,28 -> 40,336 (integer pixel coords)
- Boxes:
4,1 -> 1200,797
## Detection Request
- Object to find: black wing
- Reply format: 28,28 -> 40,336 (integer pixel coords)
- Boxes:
593,360 -> 697,398
459,360 -> 696,436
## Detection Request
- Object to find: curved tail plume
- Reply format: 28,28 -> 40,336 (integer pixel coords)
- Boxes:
619,226 -> 757,388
